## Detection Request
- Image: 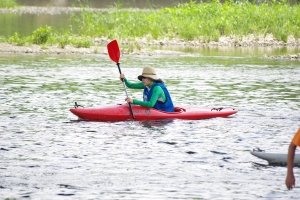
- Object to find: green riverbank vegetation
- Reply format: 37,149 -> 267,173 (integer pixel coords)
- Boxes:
2,26 -> 93,48
74,0 -> 300,43
1,0 -> 300,51
0,0 -> 18,8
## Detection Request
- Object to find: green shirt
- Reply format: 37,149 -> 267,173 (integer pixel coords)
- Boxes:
124,78 -> 166,108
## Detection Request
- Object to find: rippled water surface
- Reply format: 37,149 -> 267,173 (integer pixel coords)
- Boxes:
0,49 -> 299,199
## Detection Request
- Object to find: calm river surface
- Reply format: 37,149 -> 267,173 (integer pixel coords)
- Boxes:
0,47 -> 300,199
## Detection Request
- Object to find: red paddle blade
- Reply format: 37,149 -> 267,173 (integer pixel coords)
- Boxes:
107,40 -> 120,63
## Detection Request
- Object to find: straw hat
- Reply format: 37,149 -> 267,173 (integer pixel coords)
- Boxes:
137,67 -> 159,81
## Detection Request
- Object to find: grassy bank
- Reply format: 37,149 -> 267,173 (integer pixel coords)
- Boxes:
74,0 -> 300,42
0,0 -> 18,8
1,1 -> 300,50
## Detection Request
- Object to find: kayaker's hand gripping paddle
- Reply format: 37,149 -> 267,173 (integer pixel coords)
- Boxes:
107,40 -> 135,119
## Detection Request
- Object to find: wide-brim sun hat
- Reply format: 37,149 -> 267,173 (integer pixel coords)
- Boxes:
137,67 -> 159,81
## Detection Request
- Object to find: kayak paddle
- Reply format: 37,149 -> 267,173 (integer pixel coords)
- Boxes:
107,40 -> 135,119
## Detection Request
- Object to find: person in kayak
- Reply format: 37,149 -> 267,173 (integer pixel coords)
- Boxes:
120,66 -> 174,112
286,128 -> 300,190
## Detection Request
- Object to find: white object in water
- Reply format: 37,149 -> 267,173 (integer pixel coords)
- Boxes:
250,149 -> 300,164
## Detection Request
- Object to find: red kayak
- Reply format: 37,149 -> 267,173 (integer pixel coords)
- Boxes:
70,104 -> 238,121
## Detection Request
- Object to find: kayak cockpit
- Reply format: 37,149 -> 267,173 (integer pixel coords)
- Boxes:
174,107 -> 186,113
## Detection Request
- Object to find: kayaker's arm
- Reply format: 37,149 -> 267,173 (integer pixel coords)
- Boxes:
286,142 -> 296,190
286,128 -> 300,190
133,86 -> 164,108
124,78 -> 144,89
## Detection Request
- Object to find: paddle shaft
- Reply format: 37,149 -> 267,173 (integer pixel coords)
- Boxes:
117,63 -> 135,119
107,40 -> 135,119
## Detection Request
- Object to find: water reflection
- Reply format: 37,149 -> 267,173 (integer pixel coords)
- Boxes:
0,13 -> 77,37
155,45 -> 300,57
17,0 -> 199,8
140,119 -> 174,128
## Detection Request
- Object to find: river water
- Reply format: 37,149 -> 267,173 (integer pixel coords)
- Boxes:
0,47 -> 300,199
